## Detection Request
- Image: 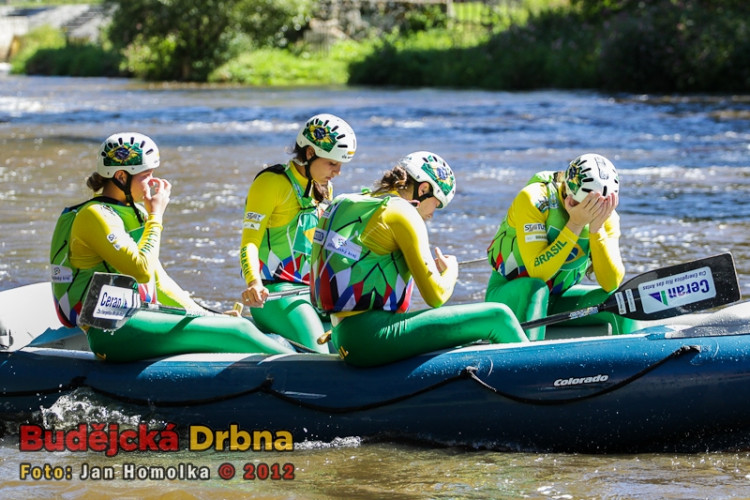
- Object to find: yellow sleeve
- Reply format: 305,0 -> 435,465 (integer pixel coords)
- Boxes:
239,172 -> 298,284
69,203 -> 163,284
370,198 -> 456,307
153,261 -> 203,310
511,184 -> 580,282
589,211 -> 625,292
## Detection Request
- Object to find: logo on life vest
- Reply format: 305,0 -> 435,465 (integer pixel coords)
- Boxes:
50,265 -> 73,283
323,230 -> 362,261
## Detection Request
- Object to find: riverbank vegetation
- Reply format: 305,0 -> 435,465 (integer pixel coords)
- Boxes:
8,0 -> 750,92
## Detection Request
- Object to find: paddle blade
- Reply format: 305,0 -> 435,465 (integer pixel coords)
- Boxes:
78,273 -> 141,331
601,252 -> 740,320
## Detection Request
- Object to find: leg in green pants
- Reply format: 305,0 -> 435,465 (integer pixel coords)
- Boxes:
485,272 -> 549,340
332,302 -> 529,367
486,271 -> 642,339
250,282 -> 329,353
87,310 -> 294,362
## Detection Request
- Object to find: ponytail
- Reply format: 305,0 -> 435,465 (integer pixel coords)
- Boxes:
86,172 -> 108,192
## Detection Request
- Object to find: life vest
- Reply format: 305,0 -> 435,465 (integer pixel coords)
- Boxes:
49,197 -> 156,327
487,171 -> 591,294
310,193 -> 413,313
253,163 -> 321,285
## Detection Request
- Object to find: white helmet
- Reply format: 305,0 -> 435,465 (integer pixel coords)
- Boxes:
296,114 -> 356,163
399,151 -> 456,209
565,153 -> 619,203
97,132 -> 160,178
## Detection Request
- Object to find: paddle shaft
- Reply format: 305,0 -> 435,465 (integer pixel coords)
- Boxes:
459,257 -> 486,266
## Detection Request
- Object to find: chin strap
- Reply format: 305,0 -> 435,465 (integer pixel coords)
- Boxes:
302,155 -> 317,198
112,174 -> 144,225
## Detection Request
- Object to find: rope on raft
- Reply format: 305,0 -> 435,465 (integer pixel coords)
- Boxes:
3,345 -> 701,411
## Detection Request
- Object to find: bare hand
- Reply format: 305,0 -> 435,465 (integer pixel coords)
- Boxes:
589,192 -> 618,234
241,281 -> 269,308
434,247 -> 457,274
144,177 -> 171,216
565,192 -> 604,234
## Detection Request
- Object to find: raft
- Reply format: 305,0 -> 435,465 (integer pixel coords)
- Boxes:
3,280 -> 750,453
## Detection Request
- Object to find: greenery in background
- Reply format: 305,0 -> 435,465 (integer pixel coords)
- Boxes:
351,0 -> 750,92
103,0 -> 312,81
208,40 -> 372,86
7,0 -> 750,92
9,24 -> 120,76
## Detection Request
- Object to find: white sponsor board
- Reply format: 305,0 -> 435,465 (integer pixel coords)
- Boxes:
93,284 -> 137,320
637,266 -> 716,314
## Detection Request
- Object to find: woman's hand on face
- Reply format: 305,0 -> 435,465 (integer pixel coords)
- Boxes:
589,192 -> 618,234
434,246 -> 457,274
144,177 -> 171,216
565,192 -> 604,233
241,281 -> 269,308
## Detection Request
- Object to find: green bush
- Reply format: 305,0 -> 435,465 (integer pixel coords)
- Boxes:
209,40 -> 372,86
9,25 -> 65,73
24,43 -> 121,76
350,0 -> 750,92
597,1 -> 750,92
105,0 -> 313,81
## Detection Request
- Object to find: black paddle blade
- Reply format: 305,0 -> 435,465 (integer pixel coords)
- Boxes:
520,253 -> 741,330
78,272 -> 141,331
601,252 -> 740,320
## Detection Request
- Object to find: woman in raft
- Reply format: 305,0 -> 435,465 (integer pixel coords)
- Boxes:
310,151 -> 528,367
239,114 -> 357,353
485,153 -> 639,340
50,132 -> 292,361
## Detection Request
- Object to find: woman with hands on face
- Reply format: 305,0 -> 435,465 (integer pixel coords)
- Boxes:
50,132 -> 292,361
485,153 -> 639,340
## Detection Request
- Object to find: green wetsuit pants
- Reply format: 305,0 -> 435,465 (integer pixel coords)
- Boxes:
87,309 -> 294,362
485,272 -> 642,340
332,302 -> 529,367
250,282 -> 329,353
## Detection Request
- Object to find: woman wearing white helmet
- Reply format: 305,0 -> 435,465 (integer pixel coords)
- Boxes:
485,153 -> 638,340
310,151 -> 528,367
239,113 -> 357,352
50,132 -> 292,361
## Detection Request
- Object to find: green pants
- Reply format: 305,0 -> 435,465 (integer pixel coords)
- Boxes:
87,309 -> 294,362
332,303 -> 529,367
249,282 -> 329,353
485,272 -> 642,340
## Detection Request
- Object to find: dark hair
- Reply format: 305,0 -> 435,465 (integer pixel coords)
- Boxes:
371,165 -> 417,197
292,144 -> 329,203
86,172 -> 109,192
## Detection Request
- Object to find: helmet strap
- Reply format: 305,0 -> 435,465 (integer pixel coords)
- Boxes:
412,182 -> 433,204
112,173 -> 144,225
302,153 -> 317,199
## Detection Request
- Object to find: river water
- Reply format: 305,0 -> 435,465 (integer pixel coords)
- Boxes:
1,76 -> 750,498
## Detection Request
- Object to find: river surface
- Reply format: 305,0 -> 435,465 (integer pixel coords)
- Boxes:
1,76 -> 750,498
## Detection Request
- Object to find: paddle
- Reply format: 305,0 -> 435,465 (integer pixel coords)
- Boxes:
459,257 -> 487,266
519,252 -> 741,330
78,272 -> 309,331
